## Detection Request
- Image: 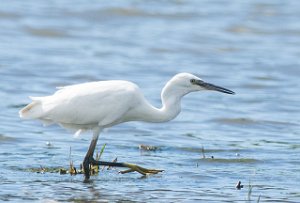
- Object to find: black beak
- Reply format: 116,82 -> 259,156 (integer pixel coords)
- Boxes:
195,80 -> 235,95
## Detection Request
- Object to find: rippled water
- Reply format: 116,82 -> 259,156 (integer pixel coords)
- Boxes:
1,0 -> 300,202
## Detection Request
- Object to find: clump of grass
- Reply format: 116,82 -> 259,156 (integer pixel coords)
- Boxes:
90,143 -> 106,174
27,166 -> 61,173
69,146 -> 77,175
29,144 -> 108,176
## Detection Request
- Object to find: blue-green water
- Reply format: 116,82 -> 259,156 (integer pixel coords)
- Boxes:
1,1 -> 300,202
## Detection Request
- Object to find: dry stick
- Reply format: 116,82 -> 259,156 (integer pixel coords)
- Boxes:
201,145 -> 206,159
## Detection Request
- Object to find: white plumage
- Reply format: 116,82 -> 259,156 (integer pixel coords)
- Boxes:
19,73 -> 234,180
20,81 -> 143,131
20,73 -> 234,133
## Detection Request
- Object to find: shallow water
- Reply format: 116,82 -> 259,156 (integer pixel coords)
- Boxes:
1,0 -> 300,202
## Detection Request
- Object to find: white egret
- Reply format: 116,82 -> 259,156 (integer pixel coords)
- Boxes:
19,73 -> 234,181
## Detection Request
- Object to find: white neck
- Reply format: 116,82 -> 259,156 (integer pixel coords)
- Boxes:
137,82 -> 188,123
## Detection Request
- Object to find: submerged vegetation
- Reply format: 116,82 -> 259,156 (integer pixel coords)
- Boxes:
28,144 -> 114,175
139,144 -> 159,151
27,143 -> 164,176
199,146 -> 258,163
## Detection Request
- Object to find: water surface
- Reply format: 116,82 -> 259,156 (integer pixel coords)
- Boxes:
1,0 -> 300,202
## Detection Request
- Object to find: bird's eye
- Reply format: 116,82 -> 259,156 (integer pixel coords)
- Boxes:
190,79 -> 196,84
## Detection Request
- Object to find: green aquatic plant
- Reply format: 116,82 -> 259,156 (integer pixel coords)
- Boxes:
89,143 -> 106,175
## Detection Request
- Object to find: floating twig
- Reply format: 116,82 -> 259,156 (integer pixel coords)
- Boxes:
201,145 -> 206,159
139,144 -> 158,151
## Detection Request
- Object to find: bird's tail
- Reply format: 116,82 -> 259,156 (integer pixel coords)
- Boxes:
19,97 -> 44,119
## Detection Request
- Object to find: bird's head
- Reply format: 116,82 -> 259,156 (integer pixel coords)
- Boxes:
167,73 -> 235,95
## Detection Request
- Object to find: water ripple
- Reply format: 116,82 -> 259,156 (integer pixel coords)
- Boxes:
1,0 -> 300,202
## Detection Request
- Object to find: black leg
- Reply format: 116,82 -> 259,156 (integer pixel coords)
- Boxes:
83,138 -> 98,181
82,128 -> 163,181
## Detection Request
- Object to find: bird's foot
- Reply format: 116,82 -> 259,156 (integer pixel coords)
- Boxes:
120,163 -> 164,176
83,157 -> 164,181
